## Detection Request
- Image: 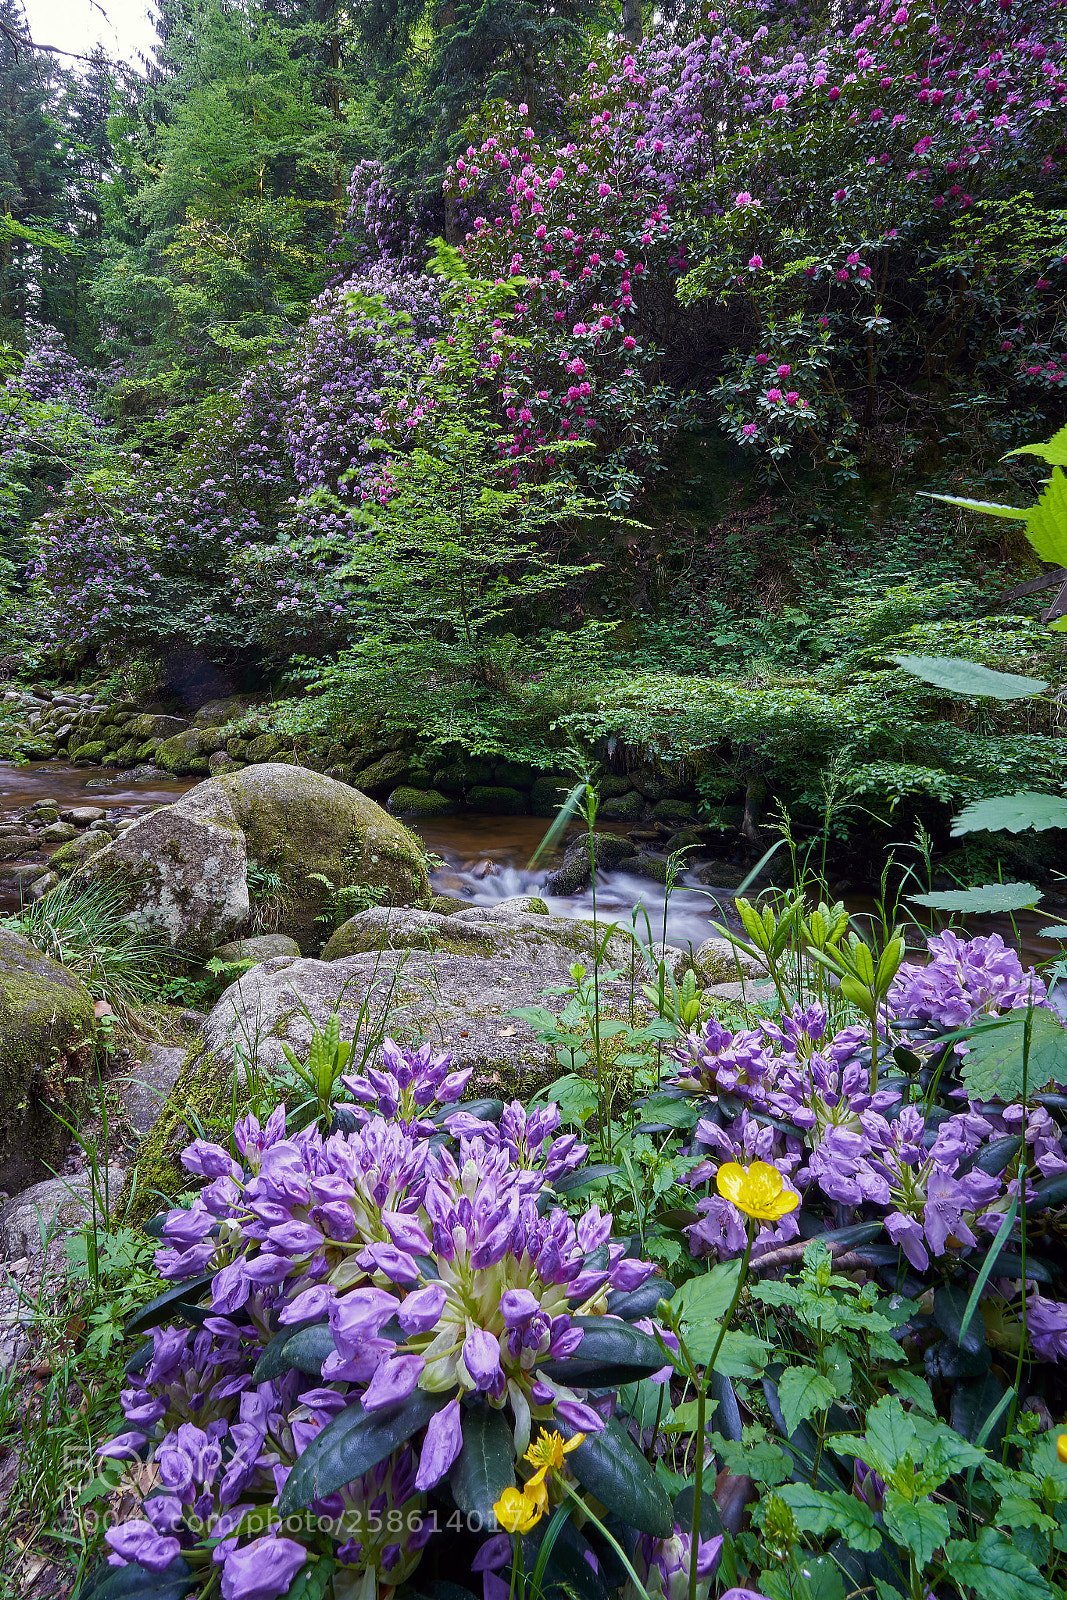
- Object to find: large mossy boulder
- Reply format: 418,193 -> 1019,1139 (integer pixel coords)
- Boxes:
215,764 -> 429,949
0,931 -> 95,1192
73,782 -> 250,954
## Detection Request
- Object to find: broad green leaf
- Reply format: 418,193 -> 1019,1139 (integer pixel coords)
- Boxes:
450,1405 -> 515,1524
961,1007 -> 1067,1101
1004,424 -> 1067,468
909,883 -> 1042,914
81,1558 -> 195,1600
684,1326 -> 770,1378
995,1496 -> 1055,1534
778,1366 -> 837,1437
921,492 -> 1033,521
882,1491 -> 949,1566
707,1431 -> 793,1485
619,1378 -> 670,1434
284,1557 -> 336,1600
777,1484 -> 882,1552
1039,925 -> 1067,941
851,1398 -> 917,1478
566,1417 -> 673,1537
278,1391 -> 447,1514
891,654 -> 1047,699
886,1371 -> 937,1415
944,1526 -> 1051,1600
253,1323 -> 335,1383
674,1260 -> 745,1324
951,792 -> 1067,836
1025,467 -> 1067,567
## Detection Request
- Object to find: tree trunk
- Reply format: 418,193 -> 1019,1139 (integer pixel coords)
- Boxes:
621,0 -> 643,45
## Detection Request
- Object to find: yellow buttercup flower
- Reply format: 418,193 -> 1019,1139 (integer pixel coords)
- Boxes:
494,1485 -> 544,1534
525,1430 -> 585,1477
1057,1433 -> 1067,1465
716,1160 -> 800,1222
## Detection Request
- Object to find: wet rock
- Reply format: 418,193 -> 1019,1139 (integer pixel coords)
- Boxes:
0,836 -> 33,861
387,786 -> 457,820
213,933 -> 302,963
117,1047 -> 185,1139
466,784 -> 527,815
543,833 -> 639,895
352,749 -> 409,794
40,822 -> 77,843
599,791 -> 646,822
49,830 -> 111,871
694,937 -> 769,985
0,862 -> 50,886
126,713 -> 190,741
61,806 -> 105,826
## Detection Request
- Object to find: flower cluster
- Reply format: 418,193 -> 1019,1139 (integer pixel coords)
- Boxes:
677,933 -> 1067,1345
99,1041 -> 668,1597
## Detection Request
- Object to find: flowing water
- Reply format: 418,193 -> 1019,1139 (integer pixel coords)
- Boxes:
0,761 -> 1057,963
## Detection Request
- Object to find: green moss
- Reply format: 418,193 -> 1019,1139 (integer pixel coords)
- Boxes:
466,785 -> 527,815
117,1039 -> 235,1224
70,740 -> 107,763
386,786 -> 457,819
50,830 -> 111,873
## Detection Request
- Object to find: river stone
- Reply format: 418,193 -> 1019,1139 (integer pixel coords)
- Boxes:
387,786 -> 457,820
542,833 -> 640,896
41,822 -> 77,842
194,696 -> 255,726
0,931 -> 96,1192
0,836 -> 33,861
71,781 -> 249,954
155,728 -> 211,774
321,899 -> 634,967
126,713 -> 190,741
352,750 -> 408,794
694,937 -> 769,984
61,806 -> 105,826
599,791 -> 646,821
213,933 -> 302,963
0,1165 -> 127,1260
466,784 -> 526,815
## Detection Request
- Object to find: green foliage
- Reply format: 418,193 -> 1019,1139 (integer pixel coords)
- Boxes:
1,877 -> 169,1009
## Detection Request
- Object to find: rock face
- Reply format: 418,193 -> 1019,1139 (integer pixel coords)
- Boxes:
70,764 -> 429,954
0,932 -> 95,1192
130,898 -> 649,1208
73,780 -> 249,954
213,933 -> 302,963
216,764 -> 430,949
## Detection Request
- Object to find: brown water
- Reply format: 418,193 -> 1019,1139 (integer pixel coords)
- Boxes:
0,761 -> 1059,965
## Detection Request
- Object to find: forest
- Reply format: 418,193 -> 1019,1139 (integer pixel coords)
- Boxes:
1,0 -> 1067,1598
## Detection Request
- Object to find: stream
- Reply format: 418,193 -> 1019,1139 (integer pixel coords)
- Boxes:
0,760 -> 1058,964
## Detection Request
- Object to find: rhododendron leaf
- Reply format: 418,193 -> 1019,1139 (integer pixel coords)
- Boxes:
933,1284 -> 987,1358
81,1557 -> 195,1599
278,1391 -> 449,1514
951,792 -> 1067,835
551,1162 -> 621,1193
253,1322 -> 336,1383
450,1404 -> 515,1524
522,1517 -> 611,1600
125,1275 -> 212,1336
1004,424 -> 1067,468
564,1417 -> 673,1537
606,1279 -> 676,1321
891,654 -> 1047,699
960,1007 -> 1067,1102
562,1316 -> 668,1371
950,1371 -> 1011,1451
909,883 -> 1042,914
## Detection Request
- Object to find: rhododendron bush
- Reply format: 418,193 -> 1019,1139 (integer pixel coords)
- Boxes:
87,926 -> 1067,1600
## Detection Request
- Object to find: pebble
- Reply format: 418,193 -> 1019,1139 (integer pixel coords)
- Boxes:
60,806 -> 105,826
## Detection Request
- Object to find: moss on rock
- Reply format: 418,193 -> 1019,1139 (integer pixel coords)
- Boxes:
117,1040 -> 235,1224
387,787 -> 457,820
466,785 -> 527,815
49,829 -> 111,873
0,930 -> 95,1192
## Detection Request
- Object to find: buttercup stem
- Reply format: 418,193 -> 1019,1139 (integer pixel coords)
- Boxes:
562,1483 -> 653,1600
688,1220 -> 754,1600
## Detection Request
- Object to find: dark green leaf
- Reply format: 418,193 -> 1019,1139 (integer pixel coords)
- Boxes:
1029,1171 -> 1067,1212
607,1280 -> 676,1320
126,1275 -> 212,1336
673,1483 -> 725,1540
961,1007 -> 1067,1101
523,1514 -> 610,1600
81,1559 -> 195,1600
551,1163 -> 621,1193
967,1136 -> 1022,1176
278,1391 -> 447,1514
283,1557 -> 335,1600
253,1323 -> 336,1383
891,655 -> 1047,700
431,1098 -> 503,1127
925,1340 -> 991,1382
449,1405 -> 515,1524
951,1372 -> 1008,1451
124,1339 -> 153,1378
933,1285 -> 987,1357
565,1417 -> 673,1537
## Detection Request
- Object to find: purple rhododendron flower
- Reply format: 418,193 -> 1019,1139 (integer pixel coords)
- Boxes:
221,1535 -> 307,1600
106,1519 -> 181,1573
889,930 -> 1048,1028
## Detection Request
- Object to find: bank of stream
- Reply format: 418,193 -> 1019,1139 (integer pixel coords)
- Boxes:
0,760 -> 1057,963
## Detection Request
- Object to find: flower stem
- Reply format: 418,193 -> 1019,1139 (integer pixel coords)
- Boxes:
688,1222 -> 755,1600
562,1484 -> 653,1600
